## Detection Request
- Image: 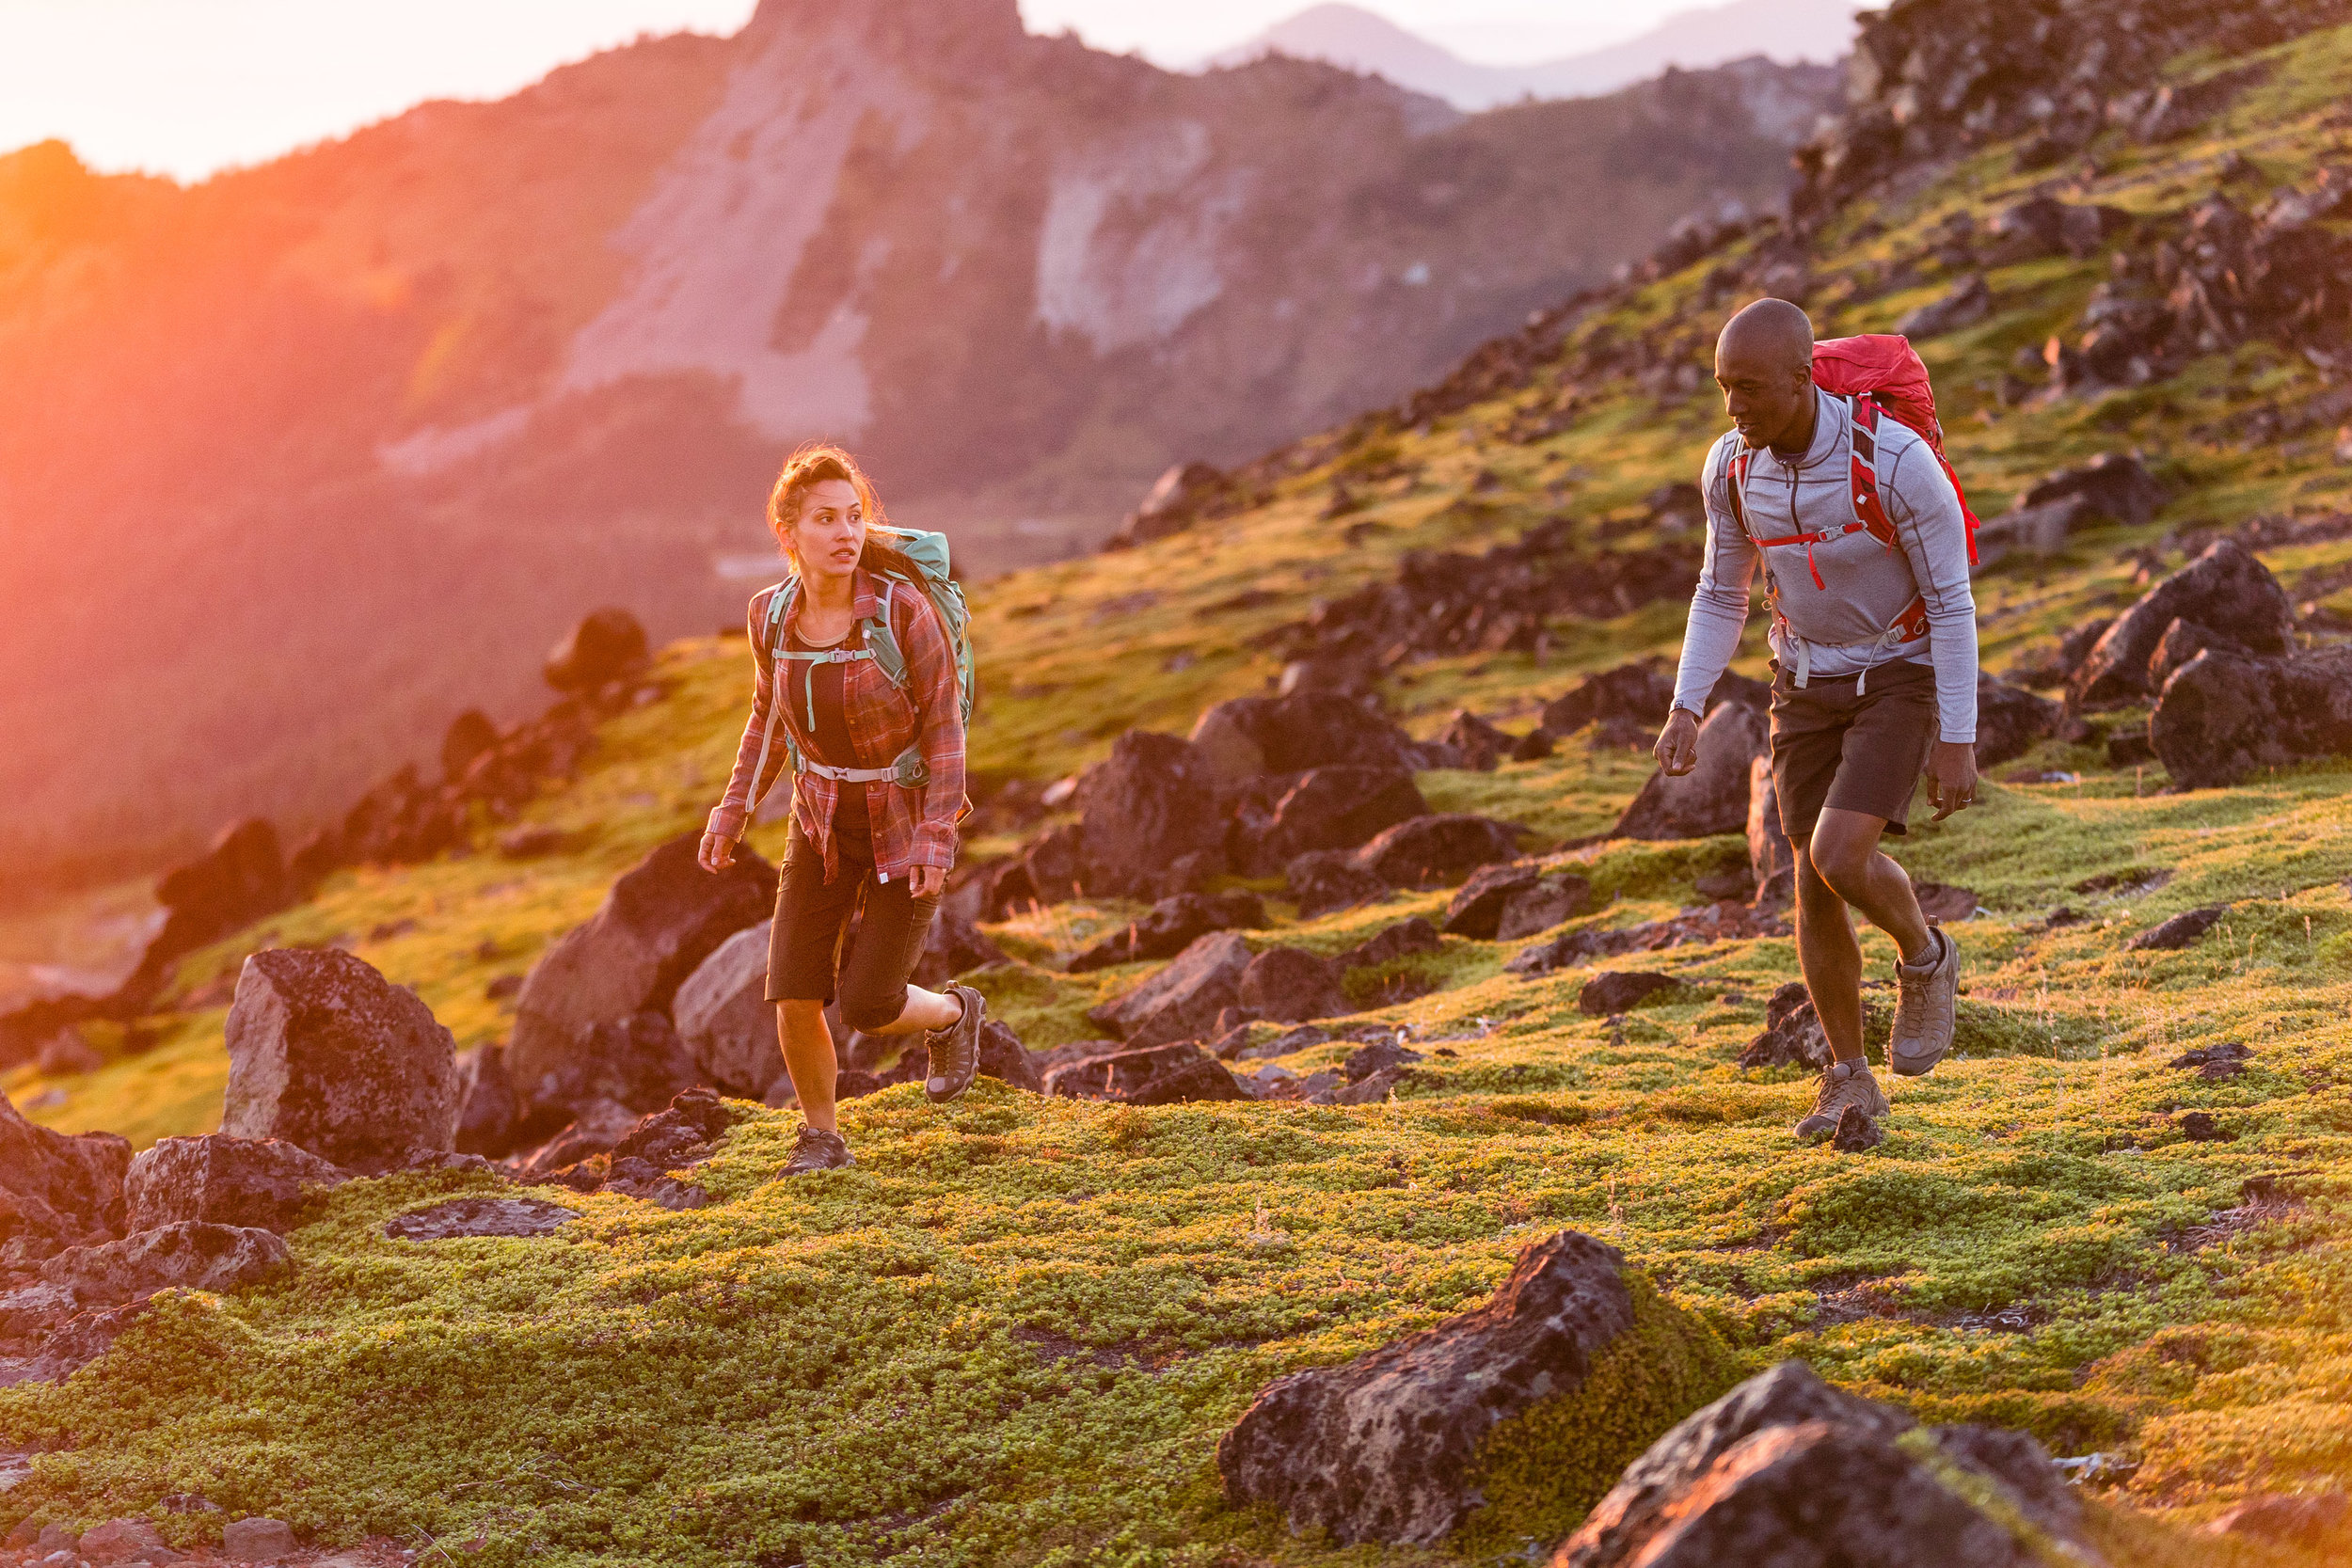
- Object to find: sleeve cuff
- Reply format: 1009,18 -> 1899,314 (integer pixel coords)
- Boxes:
707,806 -> 746,841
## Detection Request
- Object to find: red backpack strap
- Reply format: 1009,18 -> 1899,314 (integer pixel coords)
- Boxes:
1724,446 -> 1753,533
1845,395 -> 1899,549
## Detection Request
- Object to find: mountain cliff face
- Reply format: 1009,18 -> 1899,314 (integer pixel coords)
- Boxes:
0,0 -> 1835,876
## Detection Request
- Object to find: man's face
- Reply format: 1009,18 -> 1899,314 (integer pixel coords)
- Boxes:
1715,340 -> 1812,451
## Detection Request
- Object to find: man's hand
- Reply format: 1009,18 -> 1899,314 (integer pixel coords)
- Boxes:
698,831 -> 737,873
1654,709 -> 1701,776
908,864 -> 946,899
1925,739 -> 1979,821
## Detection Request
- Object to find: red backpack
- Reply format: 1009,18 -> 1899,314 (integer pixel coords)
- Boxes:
1724,334 -> 1981,648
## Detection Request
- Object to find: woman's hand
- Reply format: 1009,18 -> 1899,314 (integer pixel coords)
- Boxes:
698,832 -> 737,873
908,863 -> 946,898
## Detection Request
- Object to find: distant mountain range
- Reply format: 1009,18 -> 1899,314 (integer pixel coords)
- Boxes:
0,0 -> 1838,879
1207,0 -> 1862,110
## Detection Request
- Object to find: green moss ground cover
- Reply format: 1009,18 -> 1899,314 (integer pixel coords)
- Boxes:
9,24 -> 2352,1562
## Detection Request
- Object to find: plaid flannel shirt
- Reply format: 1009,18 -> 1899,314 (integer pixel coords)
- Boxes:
707,569 -> 966,885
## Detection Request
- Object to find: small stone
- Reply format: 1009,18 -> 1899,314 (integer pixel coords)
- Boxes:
79,1516 -> 169,1565
2125,904 -> 2227,951
1578,972 -> 1679,1016
2177,1111 -> 2233,1142
1832,1106 -> 1885,1152
221,1515 -> 296,1561
36,1524 -> 78,1554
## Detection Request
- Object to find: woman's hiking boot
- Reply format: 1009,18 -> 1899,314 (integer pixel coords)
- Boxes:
1890,926 -> 1960,1077
924,984 -> 986,1104
1795,1059 -> 1889,1142
783,1124 -> 853,1175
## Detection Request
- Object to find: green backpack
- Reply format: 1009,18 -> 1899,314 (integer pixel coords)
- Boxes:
743,528 -> 975,816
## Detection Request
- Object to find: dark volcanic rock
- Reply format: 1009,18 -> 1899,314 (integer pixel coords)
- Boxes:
2019,452 -> 2166,529
1739,982 -> 1833,1070
1444,862 -> 1542,938
1068,891 -> 1265,973
1104,460 -> 1237,548
1216,1231 -> 1658,1544
545,1010 -> 702,1117
222,948 -> 461,1174
40,1221 -> 288,1307
1578,972 -> 1680,1015
544,607 -> 648,691
1613,702 -> 1768,840
0,1090 -> 131,1264
385,1196 -> 580,1241
454,1042 -> 521,1158
977,1021 -> 1045,1093
1193,690 -> 1426,777
1510,903 -> 1784,976
2072,541 -> 2296,707
1073,731 -> 1228,899
1043,1041 -> 1246,1103
1496,876 -> 1593,940
1352,814 -> 1521,886
672,927 -> 780,1100
1549,1360 -> 2088,1567
1436,709 -> 1513,771
124,1135 -> 347,1234
1895,272 -> 1992,338
1087,930 -> 1253,1045
1832,1105 -> 1885,1151
1238,947 -> 1354,1024
2126,904 -> 2228,951
1974,674 -> 2064,768
1335,917 -> 1445,974
1542,657 -> 1677,736
1286,849 -> 1392,919
1230,767 -> 1428,874
2151,645 -> 2352,788
509,832 -> 774,1113
441,708 -> 501,784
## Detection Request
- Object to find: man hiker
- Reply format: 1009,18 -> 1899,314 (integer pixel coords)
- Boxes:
1656,297 -> 1979,1140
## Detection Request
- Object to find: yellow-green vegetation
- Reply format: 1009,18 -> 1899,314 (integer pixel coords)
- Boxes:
9,20 -> 2352,1566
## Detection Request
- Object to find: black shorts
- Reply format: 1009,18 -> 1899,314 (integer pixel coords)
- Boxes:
1770,656 -> 1937,846
765,820 -> 939,1032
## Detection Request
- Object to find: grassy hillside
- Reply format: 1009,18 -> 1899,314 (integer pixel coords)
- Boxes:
7,17 -> 2352,1567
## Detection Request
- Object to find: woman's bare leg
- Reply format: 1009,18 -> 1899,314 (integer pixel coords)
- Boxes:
776,1000 -> 839,1133
859,984 -> 962,1036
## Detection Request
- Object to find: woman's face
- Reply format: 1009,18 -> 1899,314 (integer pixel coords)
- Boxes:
788,477 -> 866,582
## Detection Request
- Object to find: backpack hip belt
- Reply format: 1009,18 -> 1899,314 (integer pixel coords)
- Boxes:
1726,393 -> 1930,692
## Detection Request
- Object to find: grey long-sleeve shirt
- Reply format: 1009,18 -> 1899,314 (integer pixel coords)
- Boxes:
1670,388 -> 1980,742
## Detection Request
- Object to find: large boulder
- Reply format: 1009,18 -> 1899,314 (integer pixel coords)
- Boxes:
1352,815 -> 1521,886
110,817 -> 296,1006
1613,702 -> 1768,840
1087,930 -> 1253,1046
1445,863 -> 1543,938
1549,1361 -> 2097,1567
544,607 -> 648,692
1073,732 -> 1228,898
1043,1040 -> 1245,1103
1105,460 -> 1234,548
2017,451 -> 2165,529
1238,947 -> 1354,1024
124,1135 -> 347,1233
672,927 -> 781,1099
1231,768 -> 1428,874
222,948 -> 462,1174
1436,710 -> 1513,771
977,1021 -> 1045,1093
453,1043 -> 521,1157
1495,876 -> 1592,940
1974,674 -> 2064,768
538,1011 -> 703,1117
1540,657 -> 1677,736
39,1221 -> 289,1307
2150,646 -> 2352,788
1217,1231 -> 1736,1546
1068,891 -> 1265,974
1285,849 -> 1391,919
2071,540 -> 2295,707
509,833 -> 775,1111
1746,757 -> 1795,910
0,1091 -> 132,1265
440,708 -> 501,784
911,907 -> 1007,990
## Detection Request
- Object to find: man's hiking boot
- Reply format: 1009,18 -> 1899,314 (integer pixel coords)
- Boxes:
1890,926 -> 1960,1077
783,1125 -> 852,1176
1796,1059 -> 1889,1142
924,984 -> 986,1104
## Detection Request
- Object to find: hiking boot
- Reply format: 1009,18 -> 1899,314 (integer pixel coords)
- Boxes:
782,1125 -> 852,1176
924,984 -> 986,1104
1890,926 -> 1959,1078
1795,1059 -> 1890,1142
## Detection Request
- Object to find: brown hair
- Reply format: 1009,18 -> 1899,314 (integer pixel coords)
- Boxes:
766,442 -> 918,581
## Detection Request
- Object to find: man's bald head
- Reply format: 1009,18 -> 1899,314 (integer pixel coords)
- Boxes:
1715,297 -> 1820,452
1718,297 -> 1815,373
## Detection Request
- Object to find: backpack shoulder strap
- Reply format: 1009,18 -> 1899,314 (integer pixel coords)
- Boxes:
863,576 -> 910,691
764,577 -> 802,658
1845,395 -> 1899,548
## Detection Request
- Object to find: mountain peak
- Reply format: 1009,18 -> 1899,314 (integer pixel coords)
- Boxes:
745,0 -> 1025,49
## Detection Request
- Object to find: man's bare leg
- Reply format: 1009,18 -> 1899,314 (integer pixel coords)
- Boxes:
1789,808 -> 1931,1136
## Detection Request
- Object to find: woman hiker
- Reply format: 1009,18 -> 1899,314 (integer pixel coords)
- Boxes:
699,444 -> 986,1176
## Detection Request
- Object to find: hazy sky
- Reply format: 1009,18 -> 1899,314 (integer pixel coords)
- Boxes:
0,1 -> 1724,182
